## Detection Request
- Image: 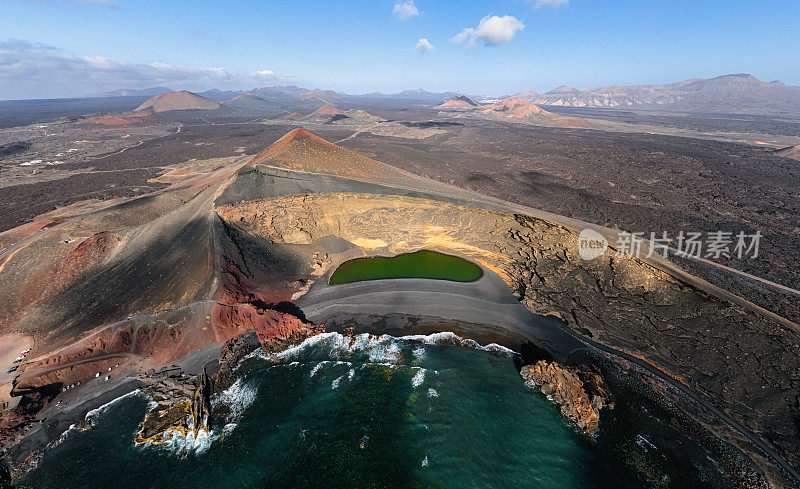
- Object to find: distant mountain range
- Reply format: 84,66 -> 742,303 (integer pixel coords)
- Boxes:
515,74 -> 800,115
88,87 -> 174,98
249,86 -> 307,99
295,89 -> 345,103
356,89 -> 460,101
221,93 -> 272,109
197,89 -> 244,101
92,74 -> 800,116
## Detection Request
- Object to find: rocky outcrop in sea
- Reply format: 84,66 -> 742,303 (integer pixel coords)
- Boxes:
520,360 -> 610,436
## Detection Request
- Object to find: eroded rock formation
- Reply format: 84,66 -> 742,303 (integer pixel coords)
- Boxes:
520,361 -> 609,436
134,325 -> 324,446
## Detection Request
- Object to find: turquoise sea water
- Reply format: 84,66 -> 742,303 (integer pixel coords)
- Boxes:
21,333 -> 733,489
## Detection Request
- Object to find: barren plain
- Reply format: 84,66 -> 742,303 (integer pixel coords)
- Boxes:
0,96 -> 798,488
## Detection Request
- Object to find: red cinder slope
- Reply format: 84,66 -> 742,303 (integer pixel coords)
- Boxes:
245,128 -> 405,181
134,90 -> 221,112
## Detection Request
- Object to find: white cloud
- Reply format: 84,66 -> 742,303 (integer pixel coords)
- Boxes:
531,0 -> 569,7
414,38 -> 434,54
0,39 -> 296,99
453,15 -> 525,47
393,0 -> 419,20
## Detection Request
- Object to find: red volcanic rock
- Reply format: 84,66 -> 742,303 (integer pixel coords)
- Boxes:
134,90 -> 221,112
88,111 -> 169,127
215,259 -> 291,306
309,104 -> 347,117
239,127 -> 398,182
64,232 -> 117,272
19,231 -> 121,310
477,97 -> 595,128
436,95 -> 478,110
213,303 -> 309,344
24,324 -> 136,371
482,97 -> 549,118
248,128 -> 336,163
14,357 -> 126,393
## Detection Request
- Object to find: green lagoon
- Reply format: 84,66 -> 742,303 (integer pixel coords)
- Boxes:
329,250 -> 483,285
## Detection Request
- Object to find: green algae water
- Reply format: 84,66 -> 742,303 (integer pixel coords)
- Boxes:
21,333 -> 733,489
329,250 -> 483,285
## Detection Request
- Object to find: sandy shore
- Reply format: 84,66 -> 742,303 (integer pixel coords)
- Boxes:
0,334 -> 33,411
296,265 -> 583,362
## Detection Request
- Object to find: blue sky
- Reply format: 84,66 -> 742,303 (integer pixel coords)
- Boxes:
2,0 -> 799,99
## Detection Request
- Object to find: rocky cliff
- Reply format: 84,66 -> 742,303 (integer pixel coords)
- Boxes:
520,360 -> 609,436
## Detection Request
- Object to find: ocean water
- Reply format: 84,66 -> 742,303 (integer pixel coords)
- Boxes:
21,333 -> 733,489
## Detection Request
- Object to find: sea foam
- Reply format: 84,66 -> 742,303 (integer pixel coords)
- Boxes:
85,389 -> 147,427
411,368 -> 426,388
213,378 -> 257,419
399,331 -> 516,356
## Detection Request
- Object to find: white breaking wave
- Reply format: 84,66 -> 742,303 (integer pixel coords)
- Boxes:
411,368 -> 426,388
222,423 -> 237,437
213,378 -> 257,419
85,389 -> 147,427
273,332 -> 341,360
271,331 -> 514,369
309,361 -> 327,377
235,347 -> 270,370
427,388 -> 439,398
523,379 -> 540,389
273,332 -> 407,365
636,434 -> 657,451
155,425 -> 218,456
331,375 -> 342,389
399,331 -> 516,356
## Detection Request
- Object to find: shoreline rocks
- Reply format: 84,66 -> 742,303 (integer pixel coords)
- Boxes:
520,360 -> 610,436
134,326 -> 324,445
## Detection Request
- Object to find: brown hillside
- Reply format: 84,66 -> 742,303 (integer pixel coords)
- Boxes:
310,104 -> 347,117
775,145 -> 800,162
296,89 -> 344,101
134,90 -> 221,112
482,97 -> 549,118
247,128 -> 403,181
436,96 -> 478,110
478,97 -> 595,129
87,111 -> 171,127
222,93 -> 271,109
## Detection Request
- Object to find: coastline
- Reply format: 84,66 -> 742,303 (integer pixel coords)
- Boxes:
7,320 -> 773,489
